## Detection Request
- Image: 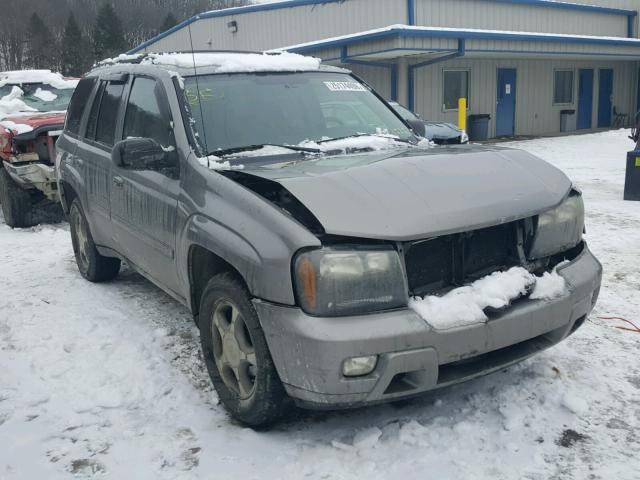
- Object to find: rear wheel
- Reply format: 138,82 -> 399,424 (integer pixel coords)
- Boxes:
0,167 -> 34,228
199,273 -> 288,427
69,199 -> 120,282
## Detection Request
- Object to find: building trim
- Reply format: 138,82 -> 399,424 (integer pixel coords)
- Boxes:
408,39 -> 466,110
128,0 -> 639,54
282,25 -> 640,54
485,0 -> 636,17
340,46 -> 399,100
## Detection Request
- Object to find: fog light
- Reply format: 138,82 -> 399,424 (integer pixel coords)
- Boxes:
342,355 -> 378,377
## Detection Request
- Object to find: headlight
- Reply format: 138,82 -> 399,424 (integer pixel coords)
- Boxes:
529,192 -> 584,259
460,131 -> 469,144
293,247 -> 408,316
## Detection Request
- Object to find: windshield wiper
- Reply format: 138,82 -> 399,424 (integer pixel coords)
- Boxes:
209,144 -> 321,157
316,133 -> 415,144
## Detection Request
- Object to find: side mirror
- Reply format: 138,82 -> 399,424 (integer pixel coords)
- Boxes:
406,118 -> 426,137
112,137 -> 169,171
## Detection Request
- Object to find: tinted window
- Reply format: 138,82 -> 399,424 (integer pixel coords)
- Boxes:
65,78 -> 96,135
184,72 -> 412,153
123,77 -> 174,149
443,70 -> 469,111
554,70 -> 574,105
95,82 -> 125,146
85,81 -> 106,140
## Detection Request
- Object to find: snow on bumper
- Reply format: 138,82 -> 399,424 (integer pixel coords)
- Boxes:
254,245 -> 602,409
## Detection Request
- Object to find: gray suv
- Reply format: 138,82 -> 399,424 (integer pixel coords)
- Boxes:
56,52 -> 602,426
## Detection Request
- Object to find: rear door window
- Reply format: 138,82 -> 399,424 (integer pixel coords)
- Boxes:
85,81 -> 106,141
94,82 -> 125,147
65,77 -> 97,135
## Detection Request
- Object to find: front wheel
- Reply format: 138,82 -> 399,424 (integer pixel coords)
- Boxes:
0,167 -> 33,228
199,273 -> 288,427
69,199 -> 120,282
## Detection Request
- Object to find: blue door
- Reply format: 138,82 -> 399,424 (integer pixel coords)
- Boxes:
496,68 -> 516,137
577,69 -> 593,130
598,69 -> 613,128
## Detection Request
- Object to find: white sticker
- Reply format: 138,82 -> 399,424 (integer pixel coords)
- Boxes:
324,81 -> 367,92
506,84 -> 511,95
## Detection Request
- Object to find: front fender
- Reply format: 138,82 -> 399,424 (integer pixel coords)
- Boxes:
177,159 -> 322,306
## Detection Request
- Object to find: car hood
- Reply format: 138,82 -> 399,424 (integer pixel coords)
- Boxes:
1,111 -> 65,130
423,121 -> 463,140
235,145 -> 572,241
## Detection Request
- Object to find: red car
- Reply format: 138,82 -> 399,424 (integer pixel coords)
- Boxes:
0,70 -> 77,227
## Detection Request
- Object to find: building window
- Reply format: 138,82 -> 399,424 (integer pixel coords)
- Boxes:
554,70 -> 574,105
443,70 -> 469,111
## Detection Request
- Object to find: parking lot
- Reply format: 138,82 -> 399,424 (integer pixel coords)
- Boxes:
1,129 -> 639,479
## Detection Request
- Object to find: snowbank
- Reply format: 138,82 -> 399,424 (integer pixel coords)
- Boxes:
409,266 -> 567,329
144,52 -> 321,73
0,70 -> 78,89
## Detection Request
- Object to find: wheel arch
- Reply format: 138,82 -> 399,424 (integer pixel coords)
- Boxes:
188,244 -> 248,326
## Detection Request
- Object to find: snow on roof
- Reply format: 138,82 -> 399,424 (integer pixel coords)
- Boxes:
145,52 -> 321,73
274,23 -> 640,53
0,70 -> 78,89
98,51 -> 322,74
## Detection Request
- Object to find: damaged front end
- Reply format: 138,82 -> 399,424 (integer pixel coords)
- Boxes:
0,122 -> 62,201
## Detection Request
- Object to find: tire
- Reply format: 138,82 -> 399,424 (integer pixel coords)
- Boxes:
199,272 -> 288,427
69,199 -> 120,282
0,167 -> 34,228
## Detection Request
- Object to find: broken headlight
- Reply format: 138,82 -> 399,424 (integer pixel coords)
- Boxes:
293,247 -> 408,316
529,191 -> 584,259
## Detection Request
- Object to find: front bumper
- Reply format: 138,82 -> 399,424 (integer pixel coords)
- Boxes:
255,245 -> 602,409
3,161 -> 57,201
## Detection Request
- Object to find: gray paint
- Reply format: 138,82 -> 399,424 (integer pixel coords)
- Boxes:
240,146 -> 572,240
57,58 -> 603,409
256,246 -> 602,407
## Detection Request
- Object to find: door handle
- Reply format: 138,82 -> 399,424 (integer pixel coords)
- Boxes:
113,176 -> 124,187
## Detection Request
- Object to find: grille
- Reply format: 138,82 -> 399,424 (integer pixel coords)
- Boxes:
405,222 -> 521,296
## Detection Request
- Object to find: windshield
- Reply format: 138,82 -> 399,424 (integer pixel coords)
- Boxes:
0,83 -> 74,113
182,72 -> 413,155
390,102 -> 419,121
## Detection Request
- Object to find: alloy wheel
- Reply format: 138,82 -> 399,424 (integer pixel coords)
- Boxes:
210,300 -> 258,399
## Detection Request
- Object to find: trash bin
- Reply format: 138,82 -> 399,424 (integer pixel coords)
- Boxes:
560,109 -> 576,132
468,114 -> 491,141
624,150 -> 640,201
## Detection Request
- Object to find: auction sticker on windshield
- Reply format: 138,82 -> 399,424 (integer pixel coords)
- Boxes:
324,81 -> 367,92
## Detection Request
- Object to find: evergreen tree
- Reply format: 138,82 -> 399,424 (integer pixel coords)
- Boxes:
26,13 -> 55,69
93,3 -> 127,62
60,14 -> 91,77
160,13 -> 178,33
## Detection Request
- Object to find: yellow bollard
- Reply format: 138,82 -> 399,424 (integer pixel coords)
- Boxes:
458,98 -> 467,131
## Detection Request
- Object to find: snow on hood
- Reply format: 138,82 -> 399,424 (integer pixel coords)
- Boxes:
300,134 -> 430,152
0,119 -> 34,135
0,70 -> 78,89
143,52 -> 321,73
409,266 -> 567,330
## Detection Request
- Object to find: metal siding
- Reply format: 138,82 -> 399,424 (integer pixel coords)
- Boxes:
415,0 -> 631,38
413,58 -> 636,137
344,63 -> 393,99
143,0 -> 405,53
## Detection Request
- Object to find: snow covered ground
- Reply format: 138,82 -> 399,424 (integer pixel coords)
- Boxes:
1,130 -> 639,479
